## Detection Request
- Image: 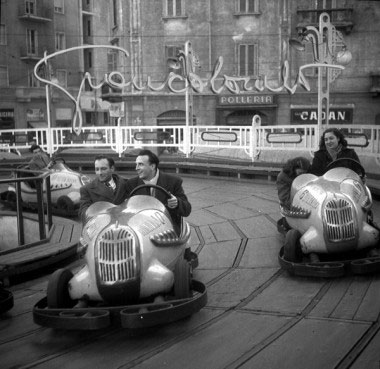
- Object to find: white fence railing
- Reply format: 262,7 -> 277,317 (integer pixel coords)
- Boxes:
1,122 -> 379,163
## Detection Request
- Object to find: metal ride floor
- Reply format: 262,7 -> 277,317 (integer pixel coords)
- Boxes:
2,176 -> 380,369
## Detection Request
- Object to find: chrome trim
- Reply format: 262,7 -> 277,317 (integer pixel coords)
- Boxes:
96,225 -> 137,284
324,197 -> 355,242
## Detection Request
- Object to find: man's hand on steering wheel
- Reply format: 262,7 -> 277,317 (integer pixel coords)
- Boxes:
167,194 -> 178,209
129,184 -> 178,208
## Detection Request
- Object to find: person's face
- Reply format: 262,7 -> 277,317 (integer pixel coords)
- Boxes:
324,132 -> 339,150
94,158 -> 114,182
135,155 -> 155,180
33,148 -> 41,154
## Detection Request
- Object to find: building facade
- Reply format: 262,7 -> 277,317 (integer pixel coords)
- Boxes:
0,0 -> 379,135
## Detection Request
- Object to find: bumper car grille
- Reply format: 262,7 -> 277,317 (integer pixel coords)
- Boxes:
97,226 -> 137,283
324,198 -> 355,242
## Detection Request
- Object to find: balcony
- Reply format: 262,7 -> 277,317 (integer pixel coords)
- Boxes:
370,74 -> 380,97
18,5 -> 52,23
19,52 -> 41,62
296,8 -> 354,35
15,87 -> 46,102
82,0 -> 94,14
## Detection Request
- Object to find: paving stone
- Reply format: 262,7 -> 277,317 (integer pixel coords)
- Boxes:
206,202 -> 258,220
235,215 -> 278,238
206,268 -> 279,308
128,311 -> 291,369
198,224 -> 217,243
209,221 -> 240,242
244,274 -> 325,315
187,209 -> 226,226
197,240 -> 241,269
238,318 -> 370,369
239,237 -> 283,268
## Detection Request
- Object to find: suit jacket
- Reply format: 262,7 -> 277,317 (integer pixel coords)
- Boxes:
79,173 -> 129,222
276,170 -> 294,209
126,171 -> 191,231
29,152 -> 50,171
310,147 -> 360,176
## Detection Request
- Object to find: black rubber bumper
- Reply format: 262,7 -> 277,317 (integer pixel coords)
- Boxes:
278,247 -> 380,278
0,288 -> 14,314
33,280 -> 207,330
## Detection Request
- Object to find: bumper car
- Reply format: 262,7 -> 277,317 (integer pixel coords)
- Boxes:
2,158 -> 90,217
0,284 -> 13,314
33,184 -> 207,330
278,158 -> 380,277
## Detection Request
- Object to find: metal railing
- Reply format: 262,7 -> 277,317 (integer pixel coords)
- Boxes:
0,122 -> 379,162
0,169 -> 53,247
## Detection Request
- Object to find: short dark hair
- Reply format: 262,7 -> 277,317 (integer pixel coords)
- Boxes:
319,128 -> 348,149
282,156 -> 311,179
138,149 -> 159,169
30,144 -> 41,153
94,155 -> 115,168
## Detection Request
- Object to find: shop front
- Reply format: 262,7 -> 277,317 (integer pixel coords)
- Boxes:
0,109 -> 15,145
290,105 -> 354,125
216,94 -> 277,126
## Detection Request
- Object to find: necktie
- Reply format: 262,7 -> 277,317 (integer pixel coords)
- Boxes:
106,180 -> 116,191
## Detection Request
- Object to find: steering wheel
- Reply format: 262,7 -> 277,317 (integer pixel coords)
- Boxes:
326,158 -> 366,179
129,184 -> 172,199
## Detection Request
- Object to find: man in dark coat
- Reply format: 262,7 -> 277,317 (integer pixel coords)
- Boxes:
79,155 -> 129,222
126,149 -> 191,234
29,144 -> 51,171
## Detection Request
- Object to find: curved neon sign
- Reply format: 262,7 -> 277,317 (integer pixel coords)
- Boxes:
34,45 -> 344,135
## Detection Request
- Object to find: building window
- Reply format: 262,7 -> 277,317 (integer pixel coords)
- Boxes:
166,45 -> 183,75
56,70 -> 67,87
315,0 -> 337,9
87,19 -> 91,36
28,68 -> 40,87
107,50 -> 117,72
165,0 -> 184,17
54,0 -> 64,13
0,24 -> 6,45
27,29 -> 38,55
0,66 -> 8,87
112,0 -> 118,28
88,51 -> 92,68
236,0 -> 260,14
25,0 -> 37,15
83,0 -> 92,12
55,32 -> 65,50
238,43 -> 258,77
0,2 -> 6,46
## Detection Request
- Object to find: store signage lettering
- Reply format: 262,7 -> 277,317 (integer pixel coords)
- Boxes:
27,109 -> 45,121
34,45 -> 345,133
0,109 -> 14,118
291,108 -> 353,124
219,95 -> 273,105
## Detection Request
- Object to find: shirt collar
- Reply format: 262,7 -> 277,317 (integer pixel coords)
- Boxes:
143,169 -> 159,186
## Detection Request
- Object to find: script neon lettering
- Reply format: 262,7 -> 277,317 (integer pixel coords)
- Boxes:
34,46 -> 345,135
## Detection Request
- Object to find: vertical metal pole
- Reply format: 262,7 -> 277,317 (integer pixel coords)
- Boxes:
317,13 -> 333,132
44,51 -> 53,156
35,177 -> 46,240
15,176 -> 24,246
183,41 -> 191,158
45,176 -> 53,231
